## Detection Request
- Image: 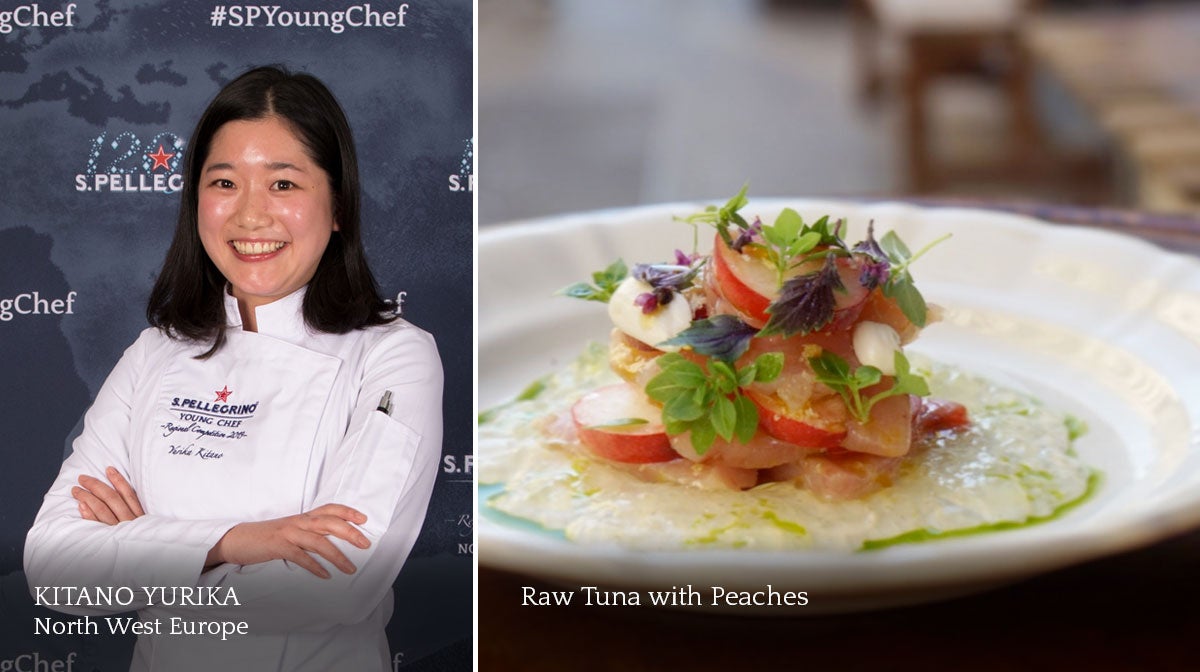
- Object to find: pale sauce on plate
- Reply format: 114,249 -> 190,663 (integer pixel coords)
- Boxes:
479,345 -> 1093,551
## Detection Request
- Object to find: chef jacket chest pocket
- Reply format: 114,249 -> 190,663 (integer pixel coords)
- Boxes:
330,412 -> 421,538
137,337 -> 339,521
142,399 -> 321,520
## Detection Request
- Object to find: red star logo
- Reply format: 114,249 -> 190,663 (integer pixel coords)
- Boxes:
146,144 -> 175,171
214,386 -> 232,402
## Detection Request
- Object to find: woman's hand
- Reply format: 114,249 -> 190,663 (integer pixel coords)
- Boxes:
72,467 -> 144,524
205,504 -> 371,579
72,469 -> 368,579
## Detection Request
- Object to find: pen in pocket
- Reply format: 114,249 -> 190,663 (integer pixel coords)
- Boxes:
376,390 -> 393,416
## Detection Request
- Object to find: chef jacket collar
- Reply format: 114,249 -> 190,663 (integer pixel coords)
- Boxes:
223,285 -> 311,344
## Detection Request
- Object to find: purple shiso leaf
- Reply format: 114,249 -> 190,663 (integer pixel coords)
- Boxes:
760,253 -> 844,337
658,315 -> 759,362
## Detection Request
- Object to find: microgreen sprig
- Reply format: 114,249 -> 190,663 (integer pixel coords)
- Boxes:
878,230 -> 950,327
746,209 -> 824,286
794,214 -> 848,255
853,223 -> 950,327
559,259 -> 628,304
808,350 -> 930,424
679,183 -> 751,249
645,351 -> 784,454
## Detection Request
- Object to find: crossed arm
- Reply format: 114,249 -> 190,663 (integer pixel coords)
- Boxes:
72,467 -> 369,579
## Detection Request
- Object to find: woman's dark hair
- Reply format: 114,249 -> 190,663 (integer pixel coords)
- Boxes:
147,65 -> 394,357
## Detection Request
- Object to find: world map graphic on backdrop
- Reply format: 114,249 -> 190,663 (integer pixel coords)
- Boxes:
1,1 -> 472,669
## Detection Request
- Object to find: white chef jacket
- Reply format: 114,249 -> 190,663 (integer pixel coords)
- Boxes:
24,287 -> 443,672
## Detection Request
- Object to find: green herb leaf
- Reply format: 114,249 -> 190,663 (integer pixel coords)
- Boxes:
808,350 -> 930,423
709,360 -> 738,394
887,351 -> 931,397
876,230 -> 951,328
883,273 -> 927,327
690,420 -> 717,455
719,183 -> 751,227
810,350 -> 850,381
880,230 -> 912,261
753,352 -> 785,382
664,392 -> 705,422
737,365 -> 757,387
854,366 -> 883,388
745,209 -> 832,286
644,354 -> 707,402
680,184 -> 752,248
773,208 -> 803,243
733,394 -> 759,443
806,215 -> 849,250
644,348 -> 785,452
809,350 -> 863,419
711,396 -> 737,441
664,417 -> 688,435
558,259 -> 628,303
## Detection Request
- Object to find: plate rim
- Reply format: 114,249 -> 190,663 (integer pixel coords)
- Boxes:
477,199 -> 1200,608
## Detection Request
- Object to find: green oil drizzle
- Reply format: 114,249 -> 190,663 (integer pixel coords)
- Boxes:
585,417 -> 650,431
517,377 -> 550,401
686,521 -> 748,547
859,470 -> 1102,552
479,483 -> 569,541
761,510 -> 807,536
687,525 -> 730,546
1064,414 -> 1089,442
477,375 -> 552,424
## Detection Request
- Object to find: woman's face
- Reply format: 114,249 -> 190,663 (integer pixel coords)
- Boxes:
197,116 -> 338,314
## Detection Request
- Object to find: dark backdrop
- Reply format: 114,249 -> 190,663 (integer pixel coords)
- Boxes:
0,1 -> 473,669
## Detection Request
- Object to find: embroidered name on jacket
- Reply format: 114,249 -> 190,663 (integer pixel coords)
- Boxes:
159,386 -> 260,457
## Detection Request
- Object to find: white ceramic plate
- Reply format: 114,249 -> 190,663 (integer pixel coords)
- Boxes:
478,200 -> 1200,612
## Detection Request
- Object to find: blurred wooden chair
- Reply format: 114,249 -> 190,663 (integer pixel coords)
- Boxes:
1026,7 -> 1200,212
853,0 -> 1041,192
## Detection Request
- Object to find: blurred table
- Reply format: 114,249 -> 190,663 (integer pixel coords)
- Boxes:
1028,6 -> 1200,213
478,205 -> 1200,671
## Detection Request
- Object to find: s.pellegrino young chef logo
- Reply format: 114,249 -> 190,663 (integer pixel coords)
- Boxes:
161,386 -> 259,459
167,386 -> 258,433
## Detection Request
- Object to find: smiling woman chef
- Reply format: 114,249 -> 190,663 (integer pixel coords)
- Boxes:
24,66 -> 442,672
